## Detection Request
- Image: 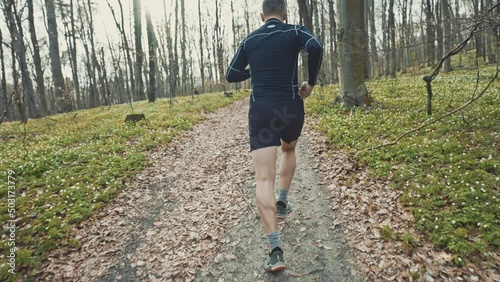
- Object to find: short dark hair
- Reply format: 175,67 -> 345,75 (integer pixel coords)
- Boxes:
262,0 -> 287,16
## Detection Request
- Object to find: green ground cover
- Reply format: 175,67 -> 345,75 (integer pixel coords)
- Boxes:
0,92 -> 246,281
306,66 -> 499,265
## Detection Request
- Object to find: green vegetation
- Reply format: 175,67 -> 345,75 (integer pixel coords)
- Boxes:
307,66 -> 499,264
0,92 -> 246,281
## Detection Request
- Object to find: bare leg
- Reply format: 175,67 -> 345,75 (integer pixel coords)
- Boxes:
279,140 -> 298,192
252,146 -> 278,234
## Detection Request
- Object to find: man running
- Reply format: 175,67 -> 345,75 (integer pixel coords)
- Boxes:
226,0 -> 323,272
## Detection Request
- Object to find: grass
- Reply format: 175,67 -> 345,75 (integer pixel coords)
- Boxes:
0,92 -> 247,281
306,65 -> 499,265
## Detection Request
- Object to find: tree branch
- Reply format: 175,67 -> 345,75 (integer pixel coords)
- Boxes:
423,2 -> 500,115
357,69 -> 499,156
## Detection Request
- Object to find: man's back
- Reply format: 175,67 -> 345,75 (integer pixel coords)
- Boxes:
227,19 -> 322,101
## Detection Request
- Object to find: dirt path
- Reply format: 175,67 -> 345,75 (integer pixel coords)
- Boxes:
38,98 -> 360,282
195,136 -> 360,282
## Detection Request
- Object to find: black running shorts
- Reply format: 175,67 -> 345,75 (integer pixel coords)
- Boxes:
248,99 -> 305,151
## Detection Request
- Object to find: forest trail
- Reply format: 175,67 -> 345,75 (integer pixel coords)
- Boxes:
37,98 -> 360,282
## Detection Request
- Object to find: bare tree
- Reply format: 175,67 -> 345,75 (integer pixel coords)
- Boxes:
28,0 -> 47,116
146,9 -> 156,103
46,0 -> 72,113
3,0 -> 24,122
368,0 -> 378,77
0,29 -> 7,120
133,0 -> 145,100
484,0 -> 496,64
472,0 -> 483,58
435,0 -> 444,61
425,0 -> 435,66
337,0 -> 369,107
70,0 -> 81,108
181,0 -> 188,94
173,0 -> 180,96
198,0 -> 205,93
215,0 -> 226,91
442,0 -> 452,72
388,0 -> 397,77
5,0 -> 39,119
99,47 -> 111,105
327,0 -> 338,83
106,0 -> 135,102
298,0 -> 314,80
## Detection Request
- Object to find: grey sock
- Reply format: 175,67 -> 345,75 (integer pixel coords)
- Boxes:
277,189 -> 288,204
267,232 -> 281,251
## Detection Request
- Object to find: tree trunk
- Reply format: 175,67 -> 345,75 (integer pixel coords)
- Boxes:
0,29 -> 7,120
173,0 -> 180,96
70,0 -> 81,109
388,0 -> 396,77
87,0 -> 102,107
146,9 -> 156,103
11,33 -> 25,123
472,0 -> 483,58
181,0 -> 187,94
319,0 -> 327,82
327,0 -> 338,83
28,0 -> 47,116
400,0 -> 409,73
133,0 -> 145,100
46,0 -> 72,113
425,0 -> 435,66
298,0 -> 314,82
99,48 -> 111,106
368,0 -> 378,78
382,0 -> 389,75
435,0 -> 443,60
454,0 -> 463,67
163,0 -> 176,102
106,0 -> 134,102
215,0 -> 225,91
337,0 -> 369,107
230,0 -> 241,91
10,3 -> 38,119
484,0 -> 496,64
442,0 -> 452,72
198,0 -> 205,93
81,0 -> 99,108
4,1 -> 25,123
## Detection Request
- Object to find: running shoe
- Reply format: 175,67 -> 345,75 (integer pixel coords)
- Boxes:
265,247 -> 287,272
276,201 -> 293,219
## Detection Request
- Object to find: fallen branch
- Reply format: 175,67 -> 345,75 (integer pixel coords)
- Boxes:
234,184 -> 259,218
358,69 -> 499,156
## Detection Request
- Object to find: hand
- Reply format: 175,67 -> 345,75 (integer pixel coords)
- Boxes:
299,82 -> 314,100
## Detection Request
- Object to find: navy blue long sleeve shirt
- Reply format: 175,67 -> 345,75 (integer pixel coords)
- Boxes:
226,18 -> 323,101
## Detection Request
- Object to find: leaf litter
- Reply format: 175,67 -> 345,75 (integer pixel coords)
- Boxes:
36,97 -> 496,282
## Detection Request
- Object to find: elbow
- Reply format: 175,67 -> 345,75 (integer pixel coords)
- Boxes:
226,71 -> 235,83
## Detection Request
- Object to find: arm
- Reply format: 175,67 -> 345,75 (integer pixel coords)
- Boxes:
226,41 -> 251,83
297,26 -> 323,86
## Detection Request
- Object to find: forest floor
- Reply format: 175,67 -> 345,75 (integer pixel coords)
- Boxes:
36,95 -> 497,281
